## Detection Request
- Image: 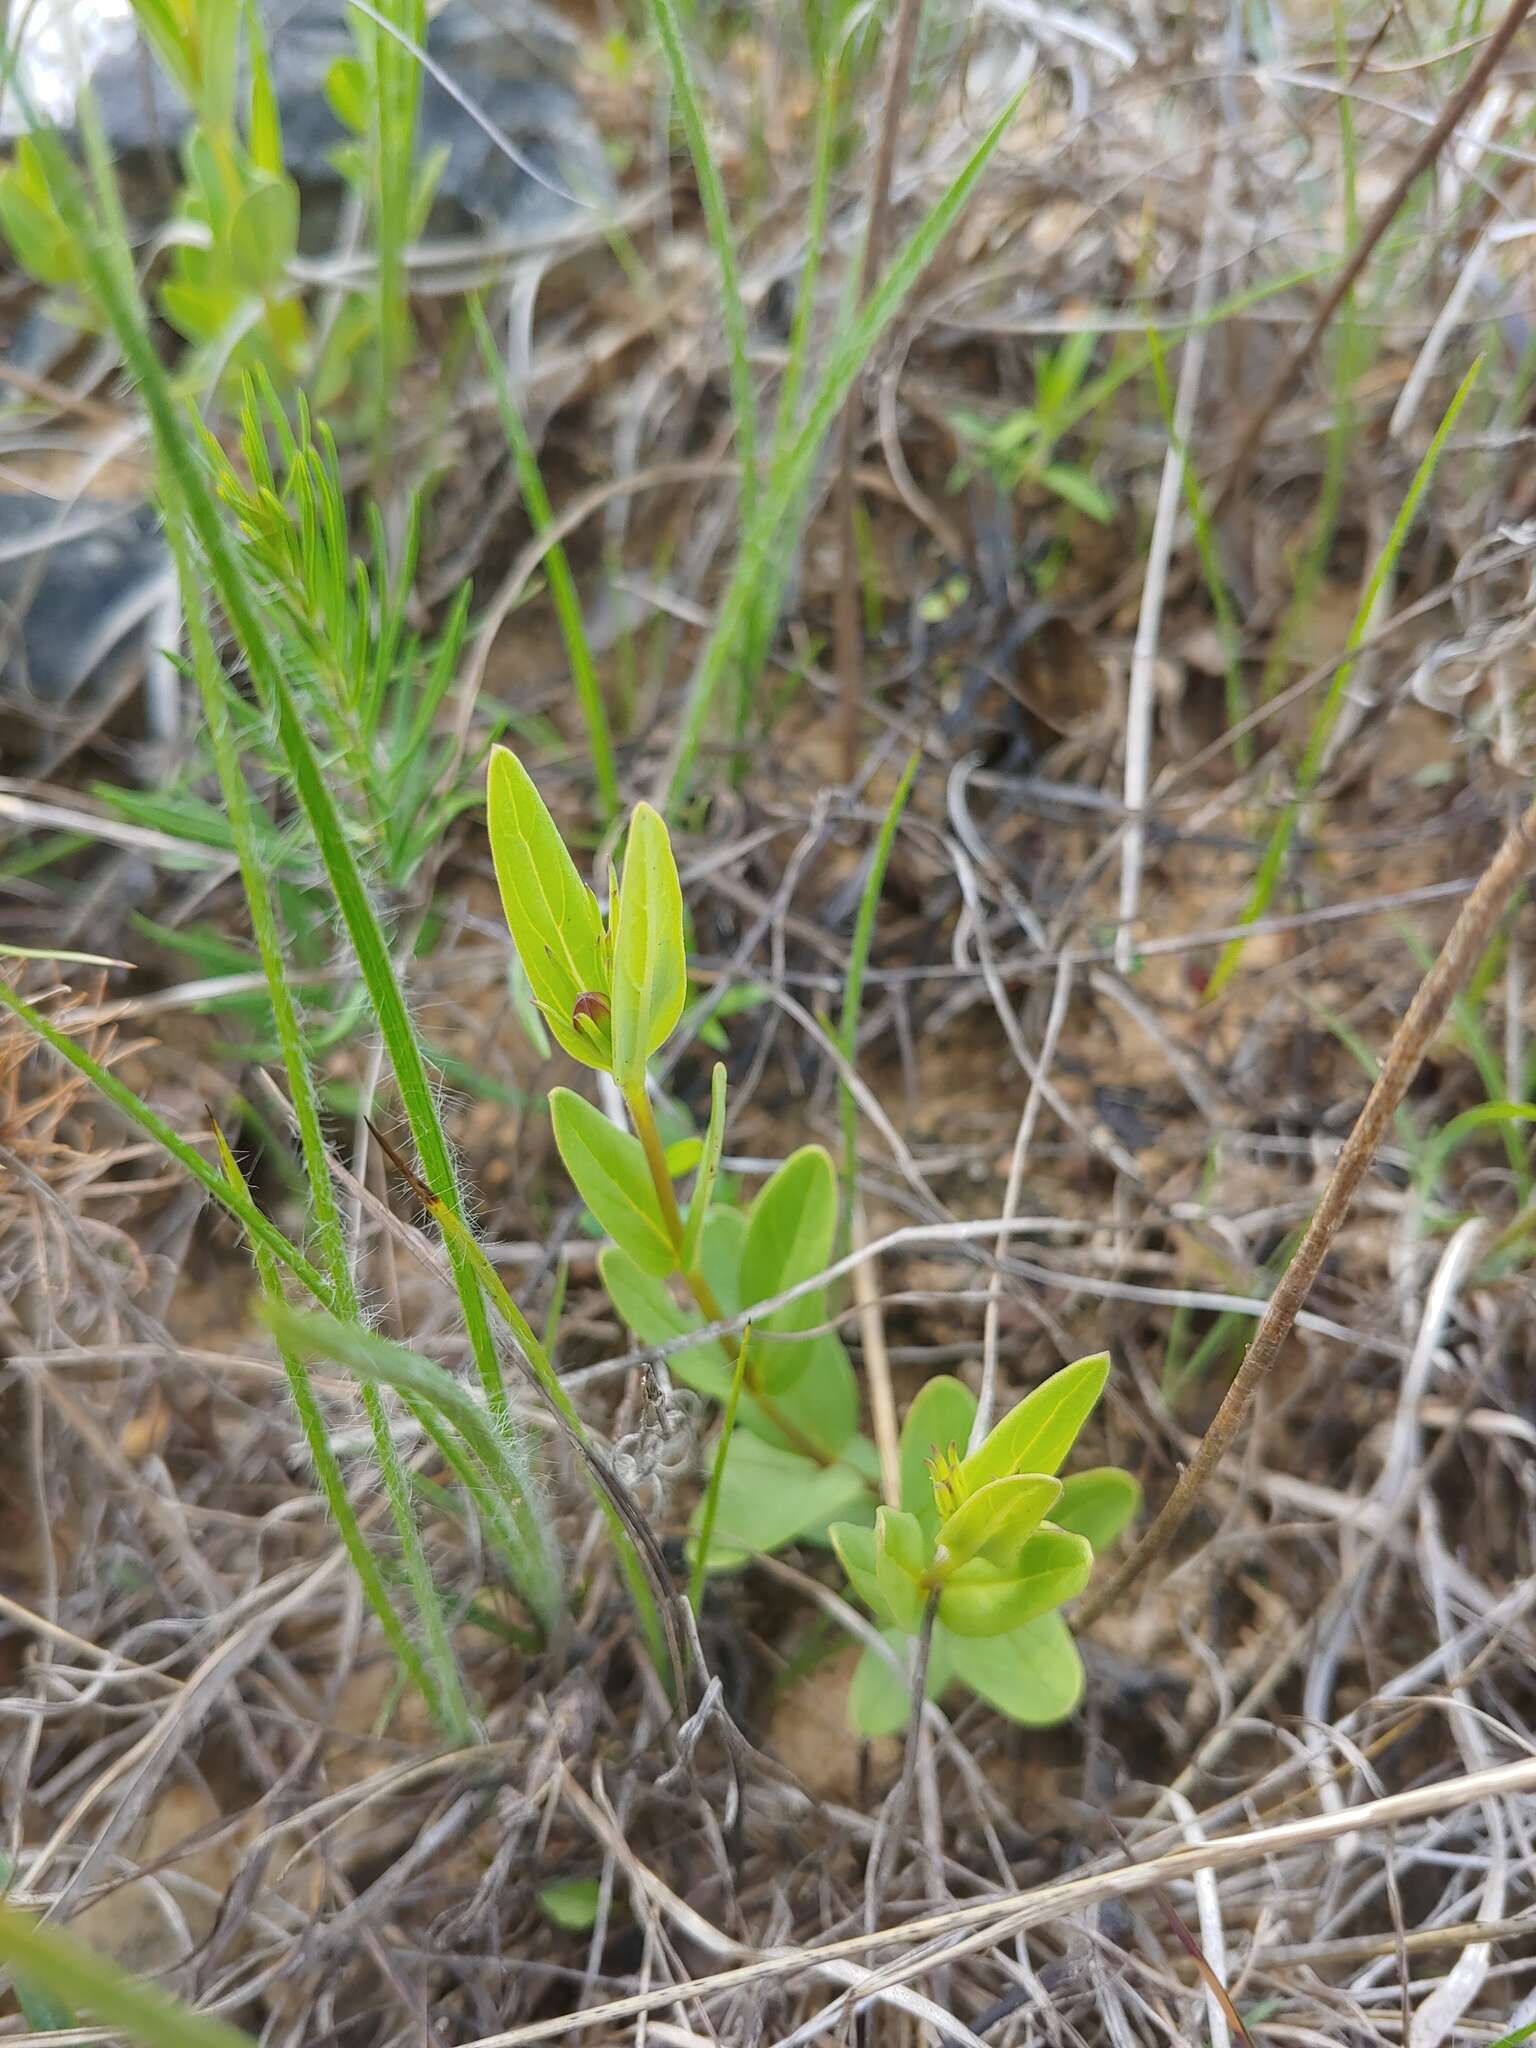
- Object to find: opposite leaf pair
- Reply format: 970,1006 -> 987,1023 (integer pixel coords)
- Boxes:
830,1358 -> 1139,1735
487,746 -> 683,1089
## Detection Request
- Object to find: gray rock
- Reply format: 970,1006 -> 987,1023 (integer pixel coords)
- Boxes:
0,495 -> 174,705
82,0 -> 609,246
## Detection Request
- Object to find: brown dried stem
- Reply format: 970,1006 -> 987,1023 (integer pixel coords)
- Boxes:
1079,794 -> 1536,1625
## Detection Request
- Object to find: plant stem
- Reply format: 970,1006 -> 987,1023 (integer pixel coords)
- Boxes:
689,1325 -> 750,1610
624,1082 -> 830,1469
1079,795 -> 1536,1625
834,0 -> 925,778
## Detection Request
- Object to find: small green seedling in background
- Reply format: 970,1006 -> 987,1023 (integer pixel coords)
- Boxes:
0,0 -> 439,413
831,1359 -> 1139,1735
948,328 -> 1116,527
487,753 -> 1138,1724
536,1876 -> 603,1932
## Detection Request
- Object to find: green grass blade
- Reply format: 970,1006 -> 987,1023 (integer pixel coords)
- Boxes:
1205,356 -> 1482,999
0,1901 -> 257,2048
737,35 -> 845,718
646,0 -> 757,529
210,1123 -> 468,1735
664,87 -> 1026,811
270,1305 -> 564,1633
386,1160 -> 678,1689
1144,326 -> 1248,763
469,296 -> 619,820
689,1325 -> 750,1610
0,977 -> 326,1298
38,108 -> 561,1621
838,751 -> 918,1242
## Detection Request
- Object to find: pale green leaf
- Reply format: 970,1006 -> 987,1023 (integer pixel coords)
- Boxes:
226,177 -> 299,294
0,171 -> 76,287
829,1520 -> 891,1624
324,54 -> 370,132
936,1527 -> 1092,1638
610,801 -> 686,1088
1053,1466 -> 1140,1552
0,1898 -> 256,2048
486,747 -> 611,1071
937,1473 -> 1060,1572
537,1877 -> 602,1931
946,1611 -> 1084,1725
958,1352 -> 1109,1494
551,1089 -> 674,1277
899,1375 -> 977,1528
847,1626 -> 954,1739
246,13 -> 284,178
693,1430 -> 869,1567
735,1145 -> 836,1395
874,1506 -> 929,1632
1041,461 -> 1114,524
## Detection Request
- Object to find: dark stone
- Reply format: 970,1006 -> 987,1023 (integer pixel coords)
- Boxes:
0,494 -> 172,704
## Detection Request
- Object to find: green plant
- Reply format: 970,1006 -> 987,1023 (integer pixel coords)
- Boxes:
0,0 -> 439,411
830,1360 -> 1138,1734
486,747 -> 882,1581
486,750 -> 1138,1728
0,1897 -> 256,2048
948,329 -> 1116,527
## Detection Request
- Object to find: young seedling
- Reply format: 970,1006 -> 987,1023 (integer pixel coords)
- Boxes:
831,1359 -> 1140,1735
487,749 -> 879,1591
488,753 -> 1139,1729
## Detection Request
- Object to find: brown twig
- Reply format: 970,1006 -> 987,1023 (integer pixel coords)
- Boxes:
1212,0 -> 1536,517
834,0 -> 926,779
1079,794 -> 1536,1625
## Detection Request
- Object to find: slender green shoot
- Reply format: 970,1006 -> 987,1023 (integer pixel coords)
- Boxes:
470,295 -> 619,819
689,1325 -> 751,1609
0,975 -> 325,1297
1205,356 -> 1482,999
1144,327 -> 1248,763
837,752 -> 918,1243
270,1304 -> 562,1635
0,1900 -> 258,2048
664,86 -> 1026,812
366,1117 -> 677,1689
211,1124 -> 468,1735
646,0 -> 757,529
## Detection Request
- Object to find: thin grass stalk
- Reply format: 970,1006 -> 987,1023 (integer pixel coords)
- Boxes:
469,296 -> 619,820
688,1326 -> 750,1610
1143,327 -> 1247,763
1205,356 -> 1482,998
736,31 -> 845,725
662,87 -> 1025,813
0,977 -> 327,1295
270,1306 -> 565,1633
369,1127 -> 677,1686
646,0 -> 757,528
837,751 -> 918,1247
211,1124 -> 467,1734
50,98 -> 560,1618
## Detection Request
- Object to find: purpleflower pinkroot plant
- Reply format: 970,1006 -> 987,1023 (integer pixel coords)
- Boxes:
487,748 -> 1139,1727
